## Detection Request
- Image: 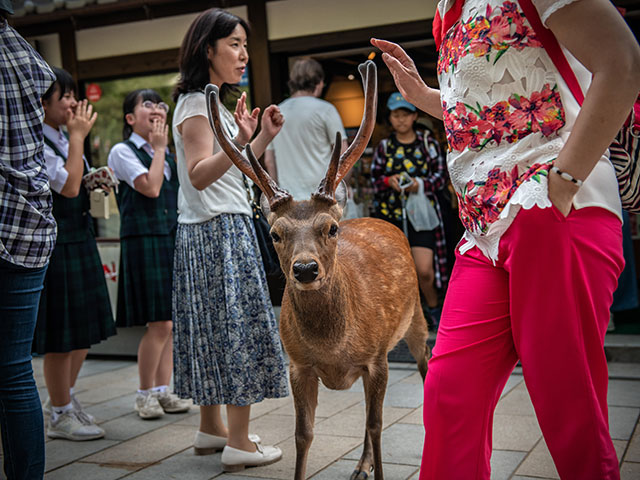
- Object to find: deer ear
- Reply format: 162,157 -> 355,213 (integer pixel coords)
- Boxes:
335,181 -> 348,211
260,192 -> 272,219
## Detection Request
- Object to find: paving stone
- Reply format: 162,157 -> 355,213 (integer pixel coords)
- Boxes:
489,450 -> 526,480
609,406 -> 640,440
249,396 -> 293,420
609,379 -> 640,407
310,458 -> 418,479
82,393 -> 139,424
608,362 -> 640,380
44,438 -> 118,472
44,461 -> 130,479
124,447 -> 223,480
231,434 -> 362,479
620,461 -> 640,480
315,404 -> 412,438
399,370 -> 425,385
245,414 -> 294,446
82,424 -> 195,468
270,390 -> 362,419
397,406 -> 422,426
494,382 -> 536,417
101,411 -> 198,441
344,423 -> 423,466
214,475 -> 274,480
514,439 -> 559,479
624,418 -> 640,462
492,414 -> 542,451
614,439 -> 628,463
77,359 -> 136,378
383,382 -> 424,408
500,375 -> 523,398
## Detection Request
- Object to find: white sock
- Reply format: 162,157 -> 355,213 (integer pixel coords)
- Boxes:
69,386 -> 75,396
51,402 -> 73,422
151,385 -> 168,394
137,389 -> 151,396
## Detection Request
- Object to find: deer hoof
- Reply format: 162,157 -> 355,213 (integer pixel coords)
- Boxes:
350,470 -> 370,480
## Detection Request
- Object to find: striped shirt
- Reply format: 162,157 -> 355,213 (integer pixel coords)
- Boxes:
0,19 -> 57,268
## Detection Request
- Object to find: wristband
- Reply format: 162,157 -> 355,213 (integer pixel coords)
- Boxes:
550,166 -> 583,187
232,137 -> 246,152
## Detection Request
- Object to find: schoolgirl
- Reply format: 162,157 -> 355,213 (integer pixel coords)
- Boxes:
107,88 -> 190,419
34,67 -> 115,441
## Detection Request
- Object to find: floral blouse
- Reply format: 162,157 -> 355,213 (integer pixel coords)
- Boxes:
438,0 -> 621,261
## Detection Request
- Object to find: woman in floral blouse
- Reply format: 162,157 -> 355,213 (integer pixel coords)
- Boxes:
370,92 -> 448,328
373,0 -> 640,479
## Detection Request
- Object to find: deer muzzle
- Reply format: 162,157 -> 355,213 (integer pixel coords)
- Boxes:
292,261 -> 319,284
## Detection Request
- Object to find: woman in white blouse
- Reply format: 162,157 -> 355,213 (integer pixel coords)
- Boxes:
171,8 -> 289,472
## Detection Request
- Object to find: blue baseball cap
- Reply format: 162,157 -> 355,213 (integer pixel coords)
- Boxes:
386,92 -> 416,112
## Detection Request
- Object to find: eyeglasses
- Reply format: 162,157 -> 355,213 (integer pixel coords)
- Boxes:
141,100 -> 170,113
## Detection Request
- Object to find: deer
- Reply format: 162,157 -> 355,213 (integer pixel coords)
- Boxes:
205,60 -> 429,480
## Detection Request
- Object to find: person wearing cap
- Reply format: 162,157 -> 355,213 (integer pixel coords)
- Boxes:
0,2 -> 56,477
370,92 -> 449,329
264,58 -> 348,200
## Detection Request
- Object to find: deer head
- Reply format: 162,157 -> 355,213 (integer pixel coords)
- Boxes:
205,60 -> 377,291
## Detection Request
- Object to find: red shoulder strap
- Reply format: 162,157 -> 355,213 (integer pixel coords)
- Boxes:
519,0 -> 585,105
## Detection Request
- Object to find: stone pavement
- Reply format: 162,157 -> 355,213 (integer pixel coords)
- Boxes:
1,353 -> 640,479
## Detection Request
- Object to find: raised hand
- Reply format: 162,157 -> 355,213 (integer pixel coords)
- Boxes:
233,91 -> 260,145
67,99 -> 98,140
149,118 -> 169,151
260,104 -> 285,139
370,38 -> 429,106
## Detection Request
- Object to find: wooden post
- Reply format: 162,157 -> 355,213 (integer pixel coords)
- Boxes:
246,0 -> 271,111
59,26 -> 79,83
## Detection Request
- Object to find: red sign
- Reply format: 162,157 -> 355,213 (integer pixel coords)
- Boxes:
86,83 -> 102,102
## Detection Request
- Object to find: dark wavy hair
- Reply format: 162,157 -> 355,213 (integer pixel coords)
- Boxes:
122,88 -> 164,140
42,67 -> 76,102
173,8 -> 250,102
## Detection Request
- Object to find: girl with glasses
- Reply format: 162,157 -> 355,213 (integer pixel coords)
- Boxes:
108,89 -> 191,419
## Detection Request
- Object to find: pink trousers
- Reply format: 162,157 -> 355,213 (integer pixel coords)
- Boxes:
420,205 -> 624,480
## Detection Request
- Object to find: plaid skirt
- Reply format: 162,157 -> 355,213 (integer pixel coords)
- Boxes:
116,232 -> 175,327
172,214 -> 289,406
33,235 -> 115,354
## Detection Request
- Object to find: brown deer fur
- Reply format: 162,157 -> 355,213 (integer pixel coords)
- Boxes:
205,61 -> 429,480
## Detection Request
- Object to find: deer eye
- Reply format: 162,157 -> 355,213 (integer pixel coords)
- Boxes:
270,231 -> 281,243
328,224 -> 338,237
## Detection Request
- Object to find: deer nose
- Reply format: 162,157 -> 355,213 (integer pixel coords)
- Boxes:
292,261 -> 319,283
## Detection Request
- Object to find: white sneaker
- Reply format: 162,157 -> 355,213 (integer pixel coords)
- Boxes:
221,442 -> 282,472
71,393 -> 96,425
43,395 -> 96,425
193,431 -> 262,455
47,411 -> 105,441
156,391 -> 191,413
134,393 -> 164,419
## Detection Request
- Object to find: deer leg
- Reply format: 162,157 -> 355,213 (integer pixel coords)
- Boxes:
352,361 -> 388,480
404,299 -> 430,381
290,364 -> 319,480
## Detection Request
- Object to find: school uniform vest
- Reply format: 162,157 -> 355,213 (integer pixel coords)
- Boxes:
116,141 -> 178,238
43,137 -> 92,244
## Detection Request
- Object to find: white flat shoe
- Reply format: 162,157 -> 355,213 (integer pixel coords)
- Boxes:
221,442 -> 282,472
193,431 -> 262,455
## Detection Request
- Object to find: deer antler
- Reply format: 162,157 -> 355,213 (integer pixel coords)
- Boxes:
314,60 -> 377,203
205,84 -> 291,209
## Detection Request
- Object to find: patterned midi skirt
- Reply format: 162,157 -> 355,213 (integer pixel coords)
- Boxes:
172,213 -> 289,406
116,232 -> 175,327
33,236 -> 116,354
